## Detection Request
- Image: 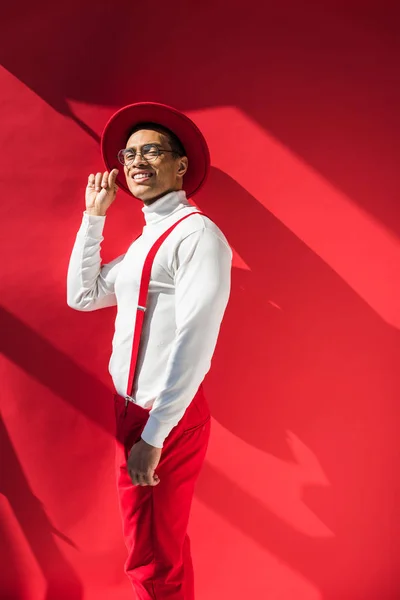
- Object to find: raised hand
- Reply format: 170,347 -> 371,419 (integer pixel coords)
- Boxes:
85,169 -> 119,216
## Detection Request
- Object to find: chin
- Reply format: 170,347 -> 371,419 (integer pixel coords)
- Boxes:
129,184 -> 174,204
127,183 -> 153,201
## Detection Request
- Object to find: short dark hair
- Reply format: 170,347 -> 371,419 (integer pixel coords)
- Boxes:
126,122 -> 186,158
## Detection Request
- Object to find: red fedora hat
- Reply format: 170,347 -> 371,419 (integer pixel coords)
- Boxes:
100,102 -> 210,198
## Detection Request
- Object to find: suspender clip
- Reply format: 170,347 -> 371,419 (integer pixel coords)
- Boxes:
125,395 -> 137,404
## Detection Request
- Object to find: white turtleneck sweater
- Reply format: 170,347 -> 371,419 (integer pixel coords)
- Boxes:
67,190 -> 232,448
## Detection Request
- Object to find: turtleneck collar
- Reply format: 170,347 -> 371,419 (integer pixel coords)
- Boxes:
142,190 -> 192,225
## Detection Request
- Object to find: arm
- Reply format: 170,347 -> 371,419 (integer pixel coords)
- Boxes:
66,211 -> 125,311
141,228 -> 232,448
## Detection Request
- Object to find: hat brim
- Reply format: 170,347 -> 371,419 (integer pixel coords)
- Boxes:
100,102 -> 210,199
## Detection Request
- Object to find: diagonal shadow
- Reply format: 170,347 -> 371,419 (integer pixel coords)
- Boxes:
0,414 -> 84,600
0,306 -> 115,434
0,306 -> 116,598
198,167 -> 399,455
195,462 -> 398,600
1,148 -> 398,597
195,168 -> 399,597
1,3 -> 399,584
1,163 -> 399,598
0,305 -> 340,600
1,0 -> 398,236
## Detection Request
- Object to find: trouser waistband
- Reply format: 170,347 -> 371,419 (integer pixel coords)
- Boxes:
113,393 -> 151,414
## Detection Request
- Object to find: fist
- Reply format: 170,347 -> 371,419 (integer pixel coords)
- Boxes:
127,439 -> 162,487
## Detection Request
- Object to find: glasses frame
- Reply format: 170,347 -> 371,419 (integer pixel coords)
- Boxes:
117,143 -> 176,167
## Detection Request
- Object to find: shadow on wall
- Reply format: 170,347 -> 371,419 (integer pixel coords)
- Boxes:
1,155 -> 398,597
1,0 -> 398,234
0,0 -> 399,597
0,307 -> 117,600
196,167 -> 399,599
0,414 -> 84,600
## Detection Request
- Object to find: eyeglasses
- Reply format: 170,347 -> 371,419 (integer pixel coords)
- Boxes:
117,143 -> 175,167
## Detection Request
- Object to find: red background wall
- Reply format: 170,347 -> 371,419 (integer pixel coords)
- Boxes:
1,1 -> 399,598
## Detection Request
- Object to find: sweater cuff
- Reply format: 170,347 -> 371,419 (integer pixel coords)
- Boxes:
79,211 -> 106,238
141,414 -> 173,449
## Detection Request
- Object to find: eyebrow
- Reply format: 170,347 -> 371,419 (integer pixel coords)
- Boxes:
124,142 -> 163,150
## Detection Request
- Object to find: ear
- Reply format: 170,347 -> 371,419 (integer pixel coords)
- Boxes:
177,156 -> 188,177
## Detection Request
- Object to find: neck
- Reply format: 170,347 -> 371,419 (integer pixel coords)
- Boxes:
141,190 -> 191,225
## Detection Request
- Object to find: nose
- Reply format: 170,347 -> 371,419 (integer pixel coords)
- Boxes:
131,151 -> 148,168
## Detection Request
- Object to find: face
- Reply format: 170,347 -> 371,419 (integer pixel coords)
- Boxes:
123,129 -> 188,205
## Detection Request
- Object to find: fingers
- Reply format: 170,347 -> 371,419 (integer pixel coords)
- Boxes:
94,172 -> 102,192
88,170 -> 118,192
109,168 -> 119,188
100,172 -> 108,189
129,469 -> 160,487
150,473 -> 160,486
129,471 -> 142,486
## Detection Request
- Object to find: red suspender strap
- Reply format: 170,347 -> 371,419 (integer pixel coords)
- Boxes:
125,211 -> 206,399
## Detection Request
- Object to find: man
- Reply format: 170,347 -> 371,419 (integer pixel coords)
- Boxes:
67,102 -> 232,599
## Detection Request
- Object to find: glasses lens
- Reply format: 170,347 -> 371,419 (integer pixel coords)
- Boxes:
142,144 -> 160,162
117,145 -> 161,166
117,149 -> 132,166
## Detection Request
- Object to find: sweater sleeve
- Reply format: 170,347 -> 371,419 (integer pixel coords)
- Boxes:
140,228 -> 232,448
67,211 -> 125,312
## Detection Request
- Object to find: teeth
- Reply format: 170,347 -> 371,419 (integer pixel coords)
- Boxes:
134,173 -> 151,180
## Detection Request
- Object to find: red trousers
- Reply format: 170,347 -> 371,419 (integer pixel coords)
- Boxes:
114,385 -> 211,600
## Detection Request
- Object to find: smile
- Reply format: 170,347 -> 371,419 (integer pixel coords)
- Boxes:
132,172 -> 154,182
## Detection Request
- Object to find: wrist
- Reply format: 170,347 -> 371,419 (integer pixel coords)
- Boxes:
85,208 -> 107,217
